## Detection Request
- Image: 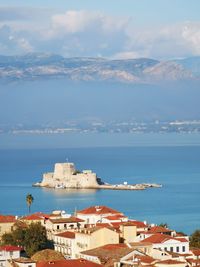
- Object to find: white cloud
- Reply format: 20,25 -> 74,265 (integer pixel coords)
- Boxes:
119,22 -> 200,60
51,10 -> 129,33
0,9 -> 200,59
41,10 -> 129,57
52,10 -> 100,33
182,22 -> 200,54
16,38 -> 33,52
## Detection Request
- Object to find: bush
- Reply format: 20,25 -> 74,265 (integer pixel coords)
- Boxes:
1,222 -> 49,257
190,229 -> 200,248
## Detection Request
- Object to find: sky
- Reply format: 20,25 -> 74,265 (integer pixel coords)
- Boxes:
0,0 -> 200,59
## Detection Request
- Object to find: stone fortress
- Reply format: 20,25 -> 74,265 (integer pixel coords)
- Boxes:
35,162 -> 162,190
38,163 -> 103,188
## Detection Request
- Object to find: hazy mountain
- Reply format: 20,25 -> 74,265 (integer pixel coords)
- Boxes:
0,54 -> 200,128
174,56 -> 200,75
0,78 -> 200,128
0,53 -> 199,83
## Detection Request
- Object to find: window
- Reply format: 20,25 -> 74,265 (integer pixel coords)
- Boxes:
164,247 -> 167,251
170,247 -> 173,252
182,246 -> 185,252
176,247 -> 179,252
64,224 -> 67,228
57,225 -> 60,230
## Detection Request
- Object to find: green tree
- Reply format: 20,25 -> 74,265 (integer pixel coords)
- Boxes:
26,194 -> 34,213
1,222 -> 49,257
159,223 -> 168,228
24,223 -> 48,256
190,229 -> 200,248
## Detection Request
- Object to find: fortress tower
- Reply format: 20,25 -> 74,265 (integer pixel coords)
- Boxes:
39,163 -> 102,188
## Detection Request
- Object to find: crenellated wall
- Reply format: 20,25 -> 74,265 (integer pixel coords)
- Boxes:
39,163 -> 101,188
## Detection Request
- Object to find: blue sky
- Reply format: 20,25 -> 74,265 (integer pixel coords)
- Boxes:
0,0 -> 200,58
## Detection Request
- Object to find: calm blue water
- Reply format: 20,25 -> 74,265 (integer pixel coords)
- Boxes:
0,136 -> 200,234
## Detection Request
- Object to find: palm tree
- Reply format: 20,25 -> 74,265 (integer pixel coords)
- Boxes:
26,194 -> 34,213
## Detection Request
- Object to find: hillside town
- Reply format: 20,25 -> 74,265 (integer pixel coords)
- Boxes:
0,205 -> 199,267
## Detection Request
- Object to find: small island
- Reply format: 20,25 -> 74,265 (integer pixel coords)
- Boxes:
34,162 -> 162,190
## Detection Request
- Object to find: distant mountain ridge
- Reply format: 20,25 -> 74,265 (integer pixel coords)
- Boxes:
0,53 -> 199,83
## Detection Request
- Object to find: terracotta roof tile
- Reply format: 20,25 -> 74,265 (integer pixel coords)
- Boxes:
156,259 -> 186,265
37,259 -> 103,267
129,220 -> 148,228
191,249 -> 200,256
136,255 -> 156,264
105,215 -> 126,220
0,215 -> 16,223
0,245 -> 23,252
81,243 -> 134,264
49,216 -> 84,224
147,226 -> 172,234
22,214 -> 45,221
142,234 -> 188,244
55,231 -> 75,239
77,206 -> 122,215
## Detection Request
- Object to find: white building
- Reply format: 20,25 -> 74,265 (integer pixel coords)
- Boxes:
45,216 -> 85,239
53,226 -> 119,259
77,205 -> 124,224
0,245 -> 22,267
141,234 -> 189,254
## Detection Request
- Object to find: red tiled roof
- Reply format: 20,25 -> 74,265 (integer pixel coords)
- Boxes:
191,249 -> 200,256
147,226 -> 172,234
22,215 -> 44,221
105,215 -> 126,220
0,245 -> 23,252
156,259 -> 185,265
187,259 -> 200,264
0,215 -> 16,223
136,255 -> 155,264
22,212 -> 52,221
142,234 -> 188,244
49,216 -> 84,224
129,220 -> 147,228
55,231 -> 75,239
77,206 -> 122,215
37,259 -> 103,267
80,244 -> 135,265
100,244 -> 128,250
96,223 -> 110,228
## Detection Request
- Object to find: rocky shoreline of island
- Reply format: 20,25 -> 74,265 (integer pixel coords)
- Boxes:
33,182 -> 162,190
33,162 -> 162,191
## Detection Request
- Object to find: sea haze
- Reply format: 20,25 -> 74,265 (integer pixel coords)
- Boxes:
0,78 -> 200,129
0,143 -> 200,235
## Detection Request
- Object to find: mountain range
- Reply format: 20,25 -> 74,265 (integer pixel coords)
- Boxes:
0,53 -> 200,83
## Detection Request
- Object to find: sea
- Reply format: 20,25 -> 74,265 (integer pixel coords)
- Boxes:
0,132 -> 200,235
